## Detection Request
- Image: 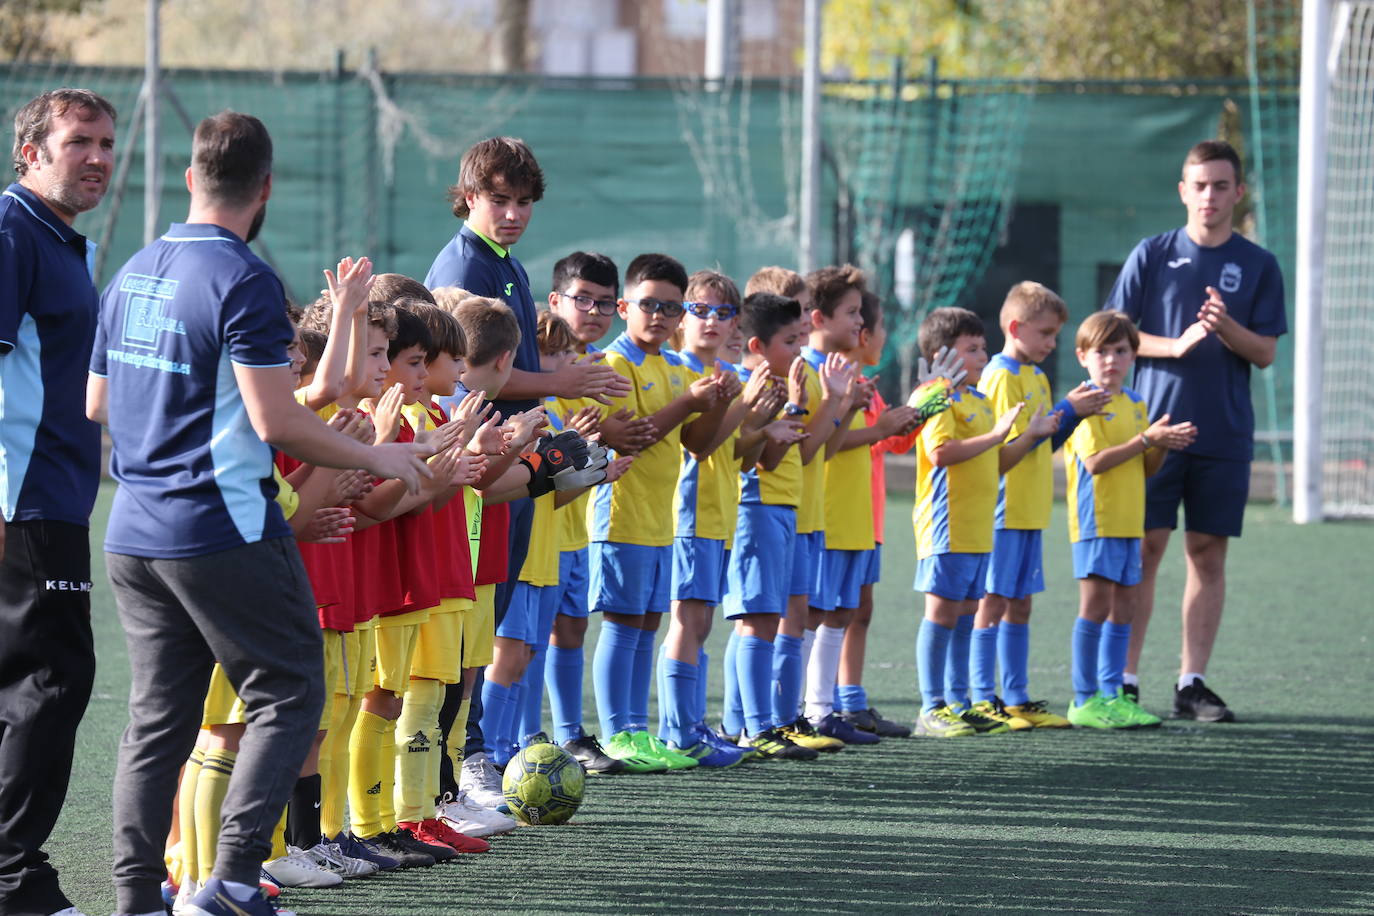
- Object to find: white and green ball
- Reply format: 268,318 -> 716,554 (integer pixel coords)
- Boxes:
501,743 -> 585,825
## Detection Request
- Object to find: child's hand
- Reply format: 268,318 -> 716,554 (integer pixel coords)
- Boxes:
299,507 -> 355,544
598,407 -> 657,454
820,352 -> 854,401
741,364 -> 774,411
368,383 -> 404,445
567,405 -> 602,439
505,407 -> 548,449
1145,414 -> 1197,450
763,418 -> 807,446
874,404 -> 921,436
602,454 -> 635,484
1173,320 -> 1211,358
745,383 -> 785,427
714,365 -> 743,402
327,406 -> 369,444
453,452 -> 486,487
467,410 -> 506,455
917,345 -> 968,388
787,357 -> 808,409
1065,381 -> 1112,418
323,255 -> 374,319
331,468 -> 373,505
687,375 -> 719,410
415,419 -> 463,454
1024,404 -> 1061,439
991,401 -> 1025,440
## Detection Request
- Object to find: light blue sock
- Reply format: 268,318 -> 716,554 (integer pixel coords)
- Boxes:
721,630 -> 744,736
771,633 -> 804,726
480,679 -> 516,766
970,624 -> 999,703
592,620 -> 640,736
998,621 -> 1031,707
1098,621 -> 1132,698
916,619 -> 952,712
1071,617 -> 1103,705
547,644 -> 584,744
837,684 -> 868,713
944,615 -> 974,709
629,625 -> 657,730
655,643 -> 669,739
695,648 -> 709,728
737,635 -> 776,736
519,641 -> 549,739
659,655 -> 699,747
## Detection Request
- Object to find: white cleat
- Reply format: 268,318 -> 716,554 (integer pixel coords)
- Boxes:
261,845 -> 343,888
437,790 -> 516,837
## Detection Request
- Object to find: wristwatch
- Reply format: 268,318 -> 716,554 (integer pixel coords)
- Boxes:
783,402 -> 808,417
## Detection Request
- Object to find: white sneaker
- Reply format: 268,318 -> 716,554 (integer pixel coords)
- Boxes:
308,840 -> 379,878
170,877 -> 200,916
437,790 -> 516,837
459,752 -> 507,810
261,845 -> 344,888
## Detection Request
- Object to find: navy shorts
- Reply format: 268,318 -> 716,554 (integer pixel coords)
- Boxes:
1145,451 -> 1249,538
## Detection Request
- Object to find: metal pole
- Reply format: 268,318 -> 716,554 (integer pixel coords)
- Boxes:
799,0 -> 822,273
706,0 -> 740,85
1293,0 -> 1329,523
143,0 -> 160,244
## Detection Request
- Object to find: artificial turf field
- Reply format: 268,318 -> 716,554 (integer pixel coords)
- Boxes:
49,484 -> 1373,915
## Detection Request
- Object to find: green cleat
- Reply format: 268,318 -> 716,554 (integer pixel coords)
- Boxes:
1066,694 -> 1128,729
915,704 -> 977,737
629,729 -> 699,770
605,730 -> 669,773
1102,690 -> 1163,728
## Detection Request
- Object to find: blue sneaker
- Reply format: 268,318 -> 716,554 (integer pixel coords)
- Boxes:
181,878 -> 293,916
331,831 -> 399,870
672,734 -> 748,768
814,712 -> 880,745
696,724 -> 748,756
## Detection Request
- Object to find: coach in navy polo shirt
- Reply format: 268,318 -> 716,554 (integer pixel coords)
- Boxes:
0,88 -> 115,916
1105,139 -> 1287,724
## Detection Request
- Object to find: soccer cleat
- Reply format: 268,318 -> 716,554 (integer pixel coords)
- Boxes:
394,825 -> 457,862
953,703 -> 1012,735
261,845 -> 344,888
562,731 -> 627,775
915,705 -> 977,738
784,716 -> 848,751
716,725 -> 742,744
1066,694 -> 1129,730
522,730 -> 553,746
970,698 -> 1033,731
629,729 -> 699,770
399,818 -> 491,854
331,832 -> 399,870
437,791 -> 517,837
747,727 -> 819,760
307,840 -> 379,877
181,878 -> 295,916
459,751 -> 509,811
362,830 -> 436,869
1172,678 -> 1236,723
673,732 -> 748,768
841,707 -> 912,738
1122,682 -> 1140,702
605,730 -> 669,773
812,712 -> 878,746
172,876 -> 200,916
1004,699 -> 1072,728
1103,690 -> 1163,728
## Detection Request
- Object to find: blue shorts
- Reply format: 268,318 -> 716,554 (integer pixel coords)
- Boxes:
1145,451 -> 1249,538
860,544 -> 882,586
589,541 -> 672,615
1072,537 -> 1142,586
791,529 -> 824,597
985,528 -> 1046,600
723,504 -> 795,619
672,535 -> 727,604
813,548 -> 867,611
555,548 -> 589,619
914,552 -> 990,601
497,581 -> 560,645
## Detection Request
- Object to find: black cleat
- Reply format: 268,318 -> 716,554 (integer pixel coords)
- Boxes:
562,731 -> 627,774
366,830 -> 436,868
841,707 -> 912,738
1171,678 -> 1236,722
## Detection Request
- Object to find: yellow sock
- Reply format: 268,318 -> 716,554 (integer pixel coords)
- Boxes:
426,726 -> 443,814
194,748 -> 236,884
378,723 -> 397,834
446,696 -> 472,776
270,806 -> 288,860
347,710 -> 390,839
395,679 -> 443,824
320,693 -> 359,838
174,747 -> 204,888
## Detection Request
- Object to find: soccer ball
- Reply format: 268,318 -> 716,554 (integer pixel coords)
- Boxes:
501,742 -> 585,825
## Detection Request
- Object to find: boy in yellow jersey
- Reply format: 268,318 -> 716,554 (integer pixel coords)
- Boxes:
1064,311 -> 1195,728
972,282 -> 1111,730
590,253 -> 731,771
544,253 -> 653,774
912,308 -> 1042,738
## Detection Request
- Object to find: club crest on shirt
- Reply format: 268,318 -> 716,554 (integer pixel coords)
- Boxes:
1219,262 -> 1243,293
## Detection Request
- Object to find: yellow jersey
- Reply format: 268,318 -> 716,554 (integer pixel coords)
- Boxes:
551,394 -> 596,553
1065,388 -> 1150,541
913,387 -> 998,557
823,408 -> 875,551
978,353 -> 1056,531
672,351 -> 741,542
518,491 -> 560,585
796,350 -> 827,534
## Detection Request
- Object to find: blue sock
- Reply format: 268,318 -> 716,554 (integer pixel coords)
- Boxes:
721,630 -> 744,736
837,684 -> 868,713
659,655 -> 699,747
695,648 -> 709,728
970,624 -> 999,703
737,635 -> 776,736
916,619 -> 953,712
546,644 -> 584,744
592,620 -> 640,736
1098,621 -> 1131,699
944,615 -> 974,709
998,621 -> 1031,707
771,633 -> 803,726
655,643 -> 669,739
1071,617 -> 1103,705
520,641 -> 549,739
480,680 -> 516,766
629,625 -> 657,730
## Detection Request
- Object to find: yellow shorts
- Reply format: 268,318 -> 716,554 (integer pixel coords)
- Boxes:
409,597 -> 470,684
463,585 -> 496,668
337,626 -> 377,698
374,607 -> 429,693
202,630 -> 340,730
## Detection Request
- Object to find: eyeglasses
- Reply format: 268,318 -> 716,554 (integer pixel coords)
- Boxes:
685,302 -> 740,321
622,298 -> 685,318
558,292 -> 618,316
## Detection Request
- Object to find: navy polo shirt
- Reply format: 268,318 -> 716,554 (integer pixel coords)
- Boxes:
1105,228 -> 1287,461
92,223 -> 294,558
424,223 -> 541,418
0,183 -> 102,526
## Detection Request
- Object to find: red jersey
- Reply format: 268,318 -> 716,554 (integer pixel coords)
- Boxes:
275,451 -> 356,632
474,502 -> 510,586
419,402 -> 477,601
866,390 -> 918,546
387,415 -> 441,615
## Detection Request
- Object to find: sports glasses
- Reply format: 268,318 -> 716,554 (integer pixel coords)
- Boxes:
622,298 -> 685,318
558,292 -> 618,316
685,302 -> 740,320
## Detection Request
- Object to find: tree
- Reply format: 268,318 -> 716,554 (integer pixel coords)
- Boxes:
0,0 -> 89,62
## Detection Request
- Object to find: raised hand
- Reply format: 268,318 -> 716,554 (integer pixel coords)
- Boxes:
991,401 -> 1025,441
602,454 -> 635,484
299,507 -> 355,544
567,405 -> 602,439
1065,381 -> 1111,418
323,255 -> 374,318
917,344 -> 968,388
598,407 -> 657,454
505,406 -> 548,450
1024,404 -> 1062,439
559,352 -> 633,404
787,356 -> 808,409
415,418 -> 464,453
741,364 -> 775,410
368,383 -> 404,445
820,351 -> 855,401
686,374 -> 720,410
364,440 -> 435,493
452,452 -> 487,486
714,365 -> 743,402
874,404 -> 921,436
468,410 -> 507,455
1173,320 -> 1211,358
763,417 -> 807,445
